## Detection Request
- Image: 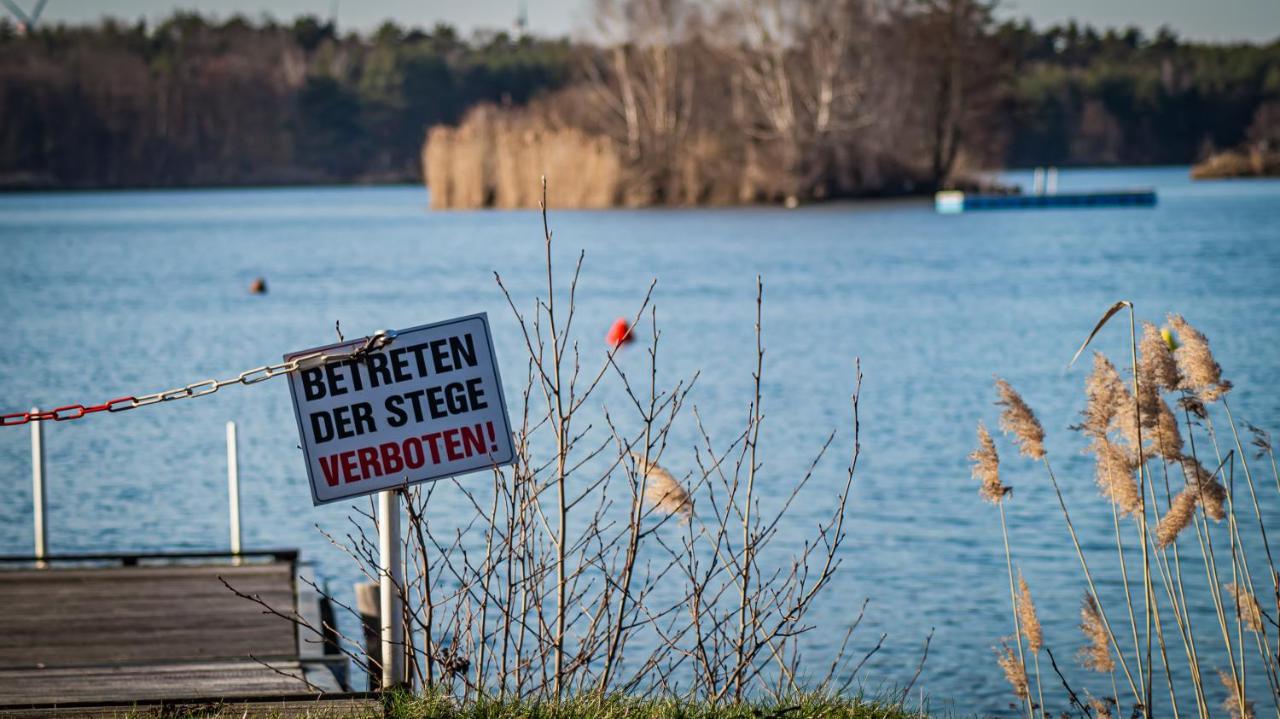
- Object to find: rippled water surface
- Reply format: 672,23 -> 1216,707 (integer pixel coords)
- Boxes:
2,168 -> 1278,715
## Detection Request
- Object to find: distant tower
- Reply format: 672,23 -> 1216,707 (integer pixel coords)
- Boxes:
515,1 -> 528,36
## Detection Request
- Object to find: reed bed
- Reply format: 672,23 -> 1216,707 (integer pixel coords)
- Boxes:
971,303 -> 1280,718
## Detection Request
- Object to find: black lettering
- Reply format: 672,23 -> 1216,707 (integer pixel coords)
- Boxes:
466,377 -> 488,410
430,339 -> 452,373
385,395 -> 407,428
450,334 -> 477,369
302,367 -> 326,401
366,353 -> 391,388
333,405 -> 353,437
390,347 -> 413,382
342,359 -> 365,391
445,382 -> 468,414
425,384 -> 447,418
325,362 -> 348,396
403,389 -> 426,422
407,342 -> 432,377
310,410 -> 334,443
352,402 -> 376,435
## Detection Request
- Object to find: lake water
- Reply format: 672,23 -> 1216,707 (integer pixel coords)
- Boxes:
2,167 -> 1278,714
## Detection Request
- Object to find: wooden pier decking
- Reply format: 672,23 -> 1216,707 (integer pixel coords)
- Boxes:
0,550 -> 375,717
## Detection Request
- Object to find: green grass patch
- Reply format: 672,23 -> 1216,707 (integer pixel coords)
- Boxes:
385,689 -> 927,719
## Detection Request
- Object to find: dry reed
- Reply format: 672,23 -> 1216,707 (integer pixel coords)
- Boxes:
971,423 -> 1009,503
1089,695 -> 1115,719
1184,459 -> 1228,521
995,378 -> 1046,460
1016,572 -> 1042,653
1092,439 -> 1142,516
996,641 -> 1030,700
1080,593 -> 1115,673
1219,670 -> 1255,719
1155,488 -> 1198,548
1139,321 -> 1181,392
1082,353 -> 1129,440
629,452 -> 694,520
1223,582 -> 1264,633
1167,315 -> 1233,402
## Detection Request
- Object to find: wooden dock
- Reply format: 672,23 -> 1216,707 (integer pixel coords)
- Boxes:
935,188 -> 1157,212
0,550 -> 377,717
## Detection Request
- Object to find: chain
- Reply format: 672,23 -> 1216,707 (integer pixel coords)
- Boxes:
1,329 -> 397,427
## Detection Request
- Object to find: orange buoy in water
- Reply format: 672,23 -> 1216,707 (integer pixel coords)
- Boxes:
606,318 -> 634,348
249,277 -> 268,295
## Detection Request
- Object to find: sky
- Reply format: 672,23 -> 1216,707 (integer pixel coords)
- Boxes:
16,0 -> 1280,43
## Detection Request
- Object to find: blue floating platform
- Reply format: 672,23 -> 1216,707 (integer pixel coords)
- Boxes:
935,189 -> 1156,213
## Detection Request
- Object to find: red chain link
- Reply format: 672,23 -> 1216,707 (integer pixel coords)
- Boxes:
0,397 -> 136,426
2,329 -> 396,427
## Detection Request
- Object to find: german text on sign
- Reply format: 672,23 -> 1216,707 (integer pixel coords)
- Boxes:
286,314 -> 515,505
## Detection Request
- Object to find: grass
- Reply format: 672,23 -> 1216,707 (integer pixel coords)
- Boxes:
383,689 -> 929,719
114,690 -> 931,719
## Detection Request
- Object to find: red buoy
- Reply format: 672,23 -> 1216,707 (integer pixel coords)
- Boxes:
606,318 -> 634,349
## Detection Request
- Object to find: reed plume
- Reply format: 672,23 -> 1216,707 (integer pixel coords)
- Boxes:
1167,315 -> 1233,402
996,641 -> 1030,700
1219,670 -> 1255,719
1156,488 -> 1197,548
1089,695 -> 1115,719
1138,321 -> 1181,392
630,452 -> 693,520
1093,438 -> 1142,516
1080,593 -> 1115,672
1082,353 -> 1129,440
971,423 -> 1009,503
1184,459 -> 1228,521
1149,396 -> 1184,462
1016,572 -> 1042,652
1224,582 -> 1264,632
995,378 -> 1046,460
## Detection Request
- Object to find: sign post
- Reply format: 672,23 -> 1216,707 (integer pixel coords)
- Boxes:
285,313 -> 515,688
226,421 -> 242,565
31,407 -> 46,569
378,489 -> 404,687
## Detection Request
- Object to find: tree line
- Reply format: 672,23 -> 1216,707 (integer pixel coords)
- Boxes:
0,4 -> 1276,191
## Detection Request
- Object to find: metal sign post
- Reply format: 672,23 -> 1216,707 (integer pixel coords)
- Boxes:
378,489 -> 404,687
30,407 -> 46,569
226,421 -> 242,565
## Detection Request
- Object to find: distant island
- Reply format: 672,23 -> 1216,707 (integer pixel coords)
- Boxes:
1,9 -> 1278,202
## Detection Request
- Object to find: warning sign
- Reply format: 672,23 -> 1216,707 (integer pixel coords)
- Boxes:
286,314 -> 515,505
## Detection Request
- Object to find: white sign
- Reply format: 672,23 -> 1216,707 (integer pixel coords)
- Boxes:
286,314 -> 515,505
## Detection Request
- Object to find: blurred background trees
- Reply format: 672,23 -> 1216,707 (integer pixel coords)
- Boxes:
0,3 -> 1276,192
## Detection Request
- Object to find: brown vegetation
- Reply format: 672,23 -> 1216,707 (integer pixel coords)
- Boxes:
972,309 -> 1280,718
424,0 -> 1005,208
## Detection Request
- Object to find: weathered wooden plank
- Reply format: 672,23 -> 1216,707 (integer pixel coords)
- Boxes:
0,695 -> 380,718
0,660 -> 336,704
0,563 -> 297,672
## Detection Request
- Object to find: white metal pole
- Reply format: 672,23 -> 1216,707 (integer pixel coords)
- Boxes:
378,489 -> 405,688
226,421 -> 242,565
31,408 -> 46,569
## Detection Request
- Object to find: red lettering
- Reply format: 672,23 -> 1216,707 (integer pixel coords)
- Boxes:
340,451 -> 359,483
319,455 -> 342,486
421,432 -> 443,463
380,441 -> 404,475
443,428 -> 463,461
357,447 -> 382,479
461,424 -> 486,457
403,437 -> 425,469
